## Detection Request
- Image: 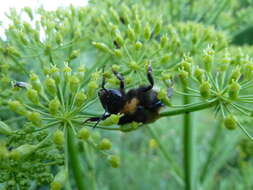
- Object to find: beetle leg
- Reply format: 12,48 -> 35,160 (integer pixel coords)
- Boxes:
101,67 -> 106,89
112,70 -> 125,92
83,112 -> 111,128
140,64 -> 154,92
147,64 -> 154,87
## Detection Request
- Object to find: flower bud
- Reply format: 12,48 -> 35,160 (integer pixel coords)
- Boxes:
18,32 -> 28,45
49,98 -> 61,115
75,92 -> 87,107
69,75 -> 80,92
109,23 -> 118,35
230,68 -> 241,82
129,61 -> 140,70
69,50 -> 80,61
27,112 -> 42,126
74,27 -> 81,40
98,138 -> 112,150
77,65 -> 86,80
100,114 -> 120,126
5,46 -> 21,57
33,30 -> 40,43
50,65 -> 60,74
10,144 -> 38,160
161,73 -> 171,81
108,155 -> 120,168
44,67 -> 51,75
160,35 -> 168,48
114,49 -> 122,57
200,81 -> 211,99
44,77 -> 57,95
63,63 -> 72,79
92,42 -> 112,54
158,89 -> 171,106
115,34 -> 124,47
154,19 -> 162,35
219,51 -> 231,71
56,32 -> 63,45
144,24 -> 151,40
231,49 -> 243,65
127,26 -> 136,41
228,81 -> 240,100
178,70 -> 189,85
109,7 -> 119,23
91,71 -> 100,81
51,168 -> 67,190
149,139 -> 158,149
26,89 -> 39,105
44,44 -> 52,56
134,41 -> 142,50
53,130 -> 64,146
127,122 -> 139,130
8,100 -> 28,116
30,73 -> 42,92
180,58 -> 192,74
0,144 -> 8,159
194,67 -> 204,82
91,131 -> 101,143
170,33 -> 180,49
160,55 -> 170,65
203,46 -> 214,72
224,115 -> 237,130
78,128 -> 90,140
112,65 -> 120,72
125,76 -> 132,85
23,7 -> 33,20
121,14 -> 129,25
1,76 -> 10,88
0,121 -> 12,135
87,81 -> 98,98
244,63 -> 253,80
134,18 -> 141,34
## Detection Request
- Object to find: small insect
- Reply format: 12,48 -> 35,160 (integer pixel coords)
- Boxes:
113,40 -> 121,49
119,17 -> 126,25
13,81 -> 29,89
84,65 -> 165,128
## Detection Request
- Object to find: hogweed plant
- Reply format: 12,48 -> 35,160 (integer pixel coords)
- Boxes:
0,1 -> 253,190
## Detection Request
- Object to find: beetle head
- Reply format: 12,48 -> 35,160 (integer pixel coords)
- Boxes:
98,88 -> 124,114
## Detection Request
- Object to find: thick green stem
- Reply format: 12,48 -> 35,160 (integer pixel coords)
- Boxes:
183,87 -> 193,190
66,123 -> 86,190
160,99 -> 218,117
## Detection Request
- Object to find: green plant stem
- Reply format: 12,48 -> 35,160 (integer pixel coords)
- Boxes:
66,122 -> 86,190
160,99 -> 218,117
183,87 -> 193,190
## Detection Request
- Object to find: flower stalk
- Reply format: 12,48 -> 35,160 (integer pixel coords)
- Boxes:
160,99 -> 218,117
66,122 -> 86,190
182,86 -> 194,190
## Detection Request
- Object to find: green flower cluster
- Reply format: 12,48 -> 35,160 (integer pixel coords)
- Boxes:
0,127 -> 63,190
1,62 -> 120,189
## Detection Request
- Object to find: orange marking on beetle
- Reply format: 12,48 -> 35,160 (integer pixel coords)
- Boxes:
121,98 -> 139,114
